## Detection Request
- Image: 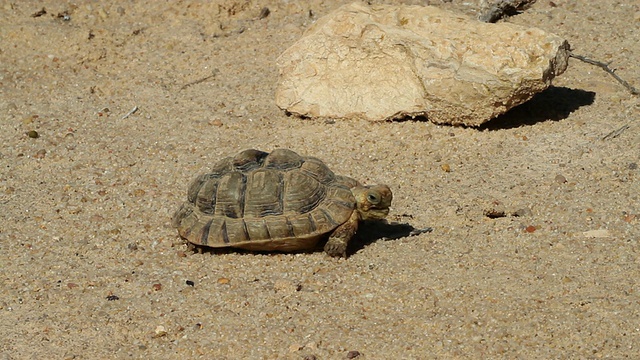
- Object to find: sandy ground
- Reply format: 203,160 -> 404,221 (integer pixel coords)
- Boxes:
1,1 -> 639,359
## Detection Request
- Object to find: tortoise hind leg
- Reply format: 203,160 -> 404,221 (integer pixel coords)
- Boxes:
324,211 -> 359,258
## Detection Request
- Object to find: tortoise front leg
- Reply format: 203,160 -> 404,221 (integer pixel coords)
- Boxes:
324,211 -> 359,258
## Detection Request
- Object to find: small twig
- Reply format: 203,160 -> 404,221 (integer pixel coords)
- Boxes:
570,52 -> 639,95
409,227 -> 434,236
479,0 -> 537,23
180,71 -> 218,91
121,106 -> 139,120
572,52 -> 637,140
31,7 -> 47,18
602,124 -> 630,140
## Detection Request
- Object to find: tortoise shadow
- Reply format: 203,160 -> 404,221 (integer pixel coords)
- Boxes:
348,220 -> 433,255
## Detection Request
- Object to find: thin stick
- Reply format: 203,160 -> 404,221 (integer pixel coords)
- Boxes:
570,53 -> 639,95
602,124 -> 630,140
409,227 -> 434,236
121,106 -> 139,120
180,72 -> 217,91
571,52 -> 637,140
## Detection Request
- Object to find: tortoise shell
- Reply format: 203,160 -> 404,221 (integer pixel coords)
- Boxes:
172,149 -> 358,252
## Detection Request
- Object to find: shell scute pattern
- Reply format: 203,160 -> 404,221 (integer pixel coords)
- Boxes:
173,149 -> 356,251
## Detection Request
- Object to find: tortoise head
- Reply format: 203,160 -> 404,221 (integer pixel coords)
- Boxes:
352,184 -> 393,221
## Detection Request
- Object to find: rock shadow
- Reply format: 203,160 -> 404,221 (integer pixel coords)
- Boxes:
479,86 -> 596,130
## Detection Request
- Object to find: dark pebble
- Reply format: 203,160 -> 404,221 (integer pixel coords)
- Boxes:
484,208 -> 506,218
347,350 -> 361,359
258,7 -> 270,19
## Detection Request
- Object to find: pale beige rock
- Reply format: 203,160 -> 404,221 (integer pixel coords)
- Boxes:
276,2 -> 570,126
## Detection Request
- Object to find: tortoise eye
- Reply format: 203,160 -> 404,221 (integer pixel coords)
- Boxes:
367,192 -> 380,204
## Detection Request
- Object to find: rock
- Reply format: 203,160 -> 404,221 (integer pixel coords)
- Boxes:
276,2 -> 570,126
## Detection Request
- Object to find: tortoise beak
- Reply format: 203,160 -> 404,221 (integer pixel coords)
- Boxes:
365,207 -> 390,220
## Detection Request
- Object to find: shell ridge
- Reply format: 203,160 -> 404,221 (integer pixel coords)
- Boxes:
333,199 -> 355,210
307,212 -> 317,232
241,219 -> 250,241
298,181 -> 326,214
238,173 -> 247,218
277,171 -> 285,216
196,178 -> 218,215
319,207 -> 339,227
283,170 -> 327,214
285,217 -> 295,237
221,220 -> 230,243
209,181 -> 218,215
264,219 -> 272,240
200,218 -> 212,246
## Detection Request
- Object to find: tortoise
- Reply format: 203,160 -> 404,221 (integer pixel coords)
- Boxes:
172,148 -> 392,257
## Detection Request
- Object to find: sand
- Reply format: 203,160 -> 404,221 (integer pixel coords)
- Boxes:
1,1 -> 638,359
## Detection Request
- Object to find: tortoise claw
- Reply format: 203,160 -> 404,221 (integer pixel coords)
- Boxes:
324,239 -> 347,258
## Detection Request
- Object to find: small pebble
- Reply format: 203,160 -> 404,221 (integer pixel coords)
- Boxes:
34,149 -> 46,159
89,214 -> 105,222
525,225 -> 537,233
27,130 -> 39,138
441,163 -> 451,172
154,325 -> 167,338
484,208 -> 506,218
288,344 -> 303,352
186,280 -> 195,286
347,350 -> 361,359
582,229 -> 610,238
554,174 -> 567,183
152,283 -> 162,291
217,277 -> 230,285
